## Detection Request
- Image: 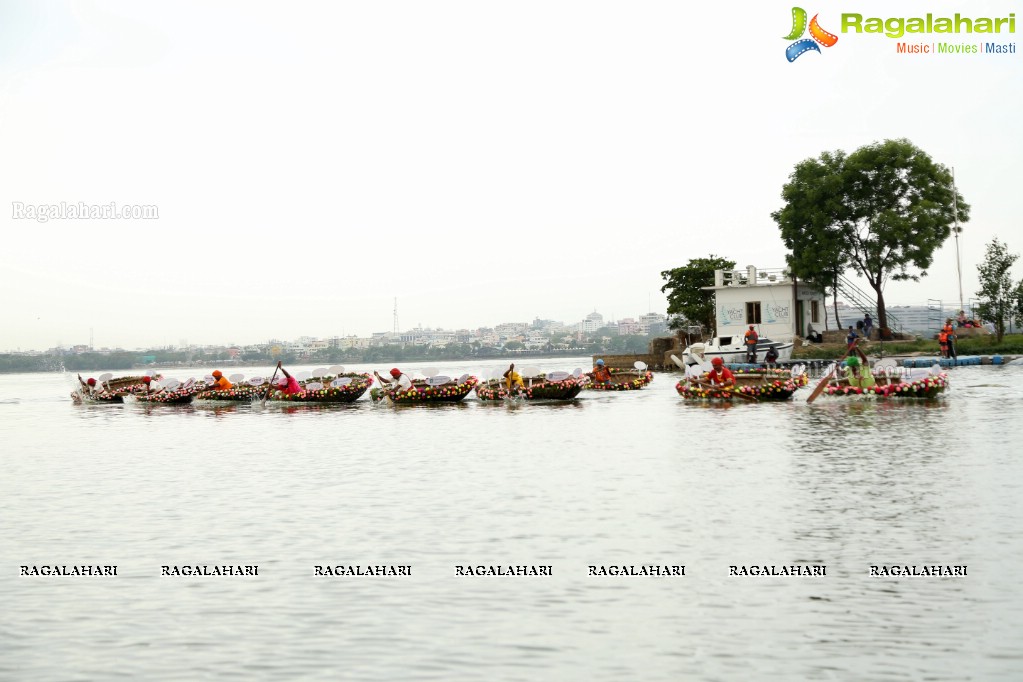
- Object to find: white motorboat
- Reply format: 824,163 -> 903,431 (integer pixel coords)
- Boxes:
680,335 -> 794,366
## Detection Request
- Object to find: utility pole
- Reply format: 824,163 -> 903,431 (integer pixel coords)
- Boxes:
952,167 -> 964,313
393,297 -> 399,335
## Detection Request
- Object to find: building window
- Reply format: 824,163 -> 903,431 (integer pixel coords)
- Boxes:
746,302 -> 762,324
811,300 -> 821,324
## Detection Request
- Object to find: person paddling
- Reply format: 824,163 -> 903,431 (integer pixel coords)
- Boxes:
592,359 -> 612,385
78,374 -> 98,395
374,368 -> 412,392
275,362 -> 302,395
703,357 -> 735,388
210,370 -> 233,390
503,363 -> 526,392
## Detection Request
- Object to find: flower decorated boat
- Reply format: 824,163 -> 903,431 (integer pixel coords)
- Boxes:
193,377 -> 266,402
70,373 -> 162,404
267,372 -> 373,403
819,371 -> 949,399
133,378 -> 203,405
584,367 -> 654,391
476,370 -> 583,401
675,367 -> 808,402
371,374 -> 478,404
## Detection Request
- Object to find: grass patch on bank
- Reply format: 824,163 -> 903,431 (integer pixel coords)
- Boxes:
791,334 -> 1023,359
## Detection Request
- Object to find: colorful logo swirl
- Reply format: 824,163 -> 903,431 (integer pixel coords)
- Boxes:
784,7 -> 838,62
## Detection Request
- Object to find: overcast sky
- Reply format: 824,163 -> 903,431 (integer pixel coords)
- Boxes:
1,0 -> 1019,350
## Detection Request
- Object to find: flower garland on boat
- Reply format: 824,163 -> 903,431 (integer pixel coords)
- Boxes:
475,376 -> 581,401
194,385 -> 264,401
585,369 -> 654,391
375,376 -> 479,402
269,373 -> 373,403
675,377 -> 801,401
823,373 -> 948,399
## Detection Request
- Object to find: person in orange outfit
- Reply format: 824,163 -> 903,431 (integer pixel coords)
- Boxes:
210,370 -> 233,390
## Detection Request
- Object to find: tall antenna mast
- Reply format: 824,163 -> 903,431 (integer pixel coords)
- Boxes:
393,297 -> 399,334
952,167 -> 964,312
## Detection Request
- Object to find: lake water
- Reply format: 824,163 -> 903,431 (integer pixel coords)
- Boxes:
1,358 -> 1021,681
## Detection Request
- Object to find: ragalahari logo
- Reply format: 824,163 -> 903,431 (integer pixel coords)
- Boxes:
784,7 -> 838,61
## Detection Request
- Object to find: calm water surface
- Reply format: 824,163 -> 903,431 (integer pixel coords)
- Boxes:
1,359 -> 1021,681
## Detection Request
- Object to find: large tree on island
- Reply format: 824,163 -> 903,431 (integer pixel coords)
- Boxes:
975,237 -> 1023,343
660,255 -> 736,334
771,150 -> 851,329
773,138 -> 969,331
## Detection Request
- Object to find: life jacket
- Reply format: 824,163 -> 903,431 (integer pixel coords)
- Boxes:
938,331 -> 948,343
744,330 -> 758,345
942,324 -> 955,336
594,366 -> 612,382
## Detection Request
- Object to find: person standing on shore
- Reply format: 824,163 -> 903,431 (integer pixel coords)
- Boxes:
942,319 -> 958,360
743,325 -> 759,363
863,314 -> 874,340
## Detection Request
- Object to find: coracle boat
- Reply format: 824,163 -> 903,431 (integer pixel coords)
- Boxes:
676,367 -> 808,402
815,362 -> 949,400
267,371 -> 373,403
584,365 -> 653,391
194,373 -> 268,402
476,369 -> 584,401
372,373 -> 478,404
70,373 -> 162,404
132,377 -> 203,405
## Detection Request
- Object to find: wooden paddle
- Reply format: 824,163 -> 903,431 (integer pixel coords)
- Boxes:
806,339 -> 859,404
261,364 -> 281,405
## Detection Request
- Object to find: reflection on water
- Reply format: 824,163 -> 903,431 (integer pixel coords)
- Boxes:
1,362 -> 1021,681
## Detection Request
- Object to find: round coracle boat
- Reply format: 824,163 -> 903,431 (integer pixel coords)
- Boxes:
267,373 -> 373,403
70,373 -> 163,404
132,377 -> 204,405
371,374 -> 478,404
476,371 -> 584,401
821,372 -> 949,399
676,368 -> 808,402
584,368 -> 654,391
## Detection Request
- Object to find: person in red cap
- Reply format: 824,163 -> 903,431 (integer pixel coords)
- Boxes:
374,367 -> 412,392
77,374 -> 98,395
141,375 -> 154,394
703,356 -> 735,387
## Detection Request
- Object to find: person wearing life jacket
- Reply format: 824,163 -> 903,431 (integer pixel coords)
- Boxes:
743,325 -> 759,363
938,329 -> 949,358
942,319 -> 957,359
703,356 -> 735,387
210,370 -> 233,391
592,359 -> 612,384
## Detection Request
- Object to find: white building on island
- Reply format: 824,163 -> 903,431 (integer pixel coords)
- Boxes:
704,266 -> 826,342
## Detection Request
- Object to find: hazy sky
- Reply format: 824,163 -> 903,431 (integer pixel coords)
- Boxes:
1,0 -> 1019,350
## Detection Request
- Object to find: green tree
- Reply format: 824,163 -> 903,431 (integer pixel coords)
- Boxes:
772,150 -> 850,329
660,255 -> 736,334
773,138 -> 969,331
976,237 -> 1022,343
